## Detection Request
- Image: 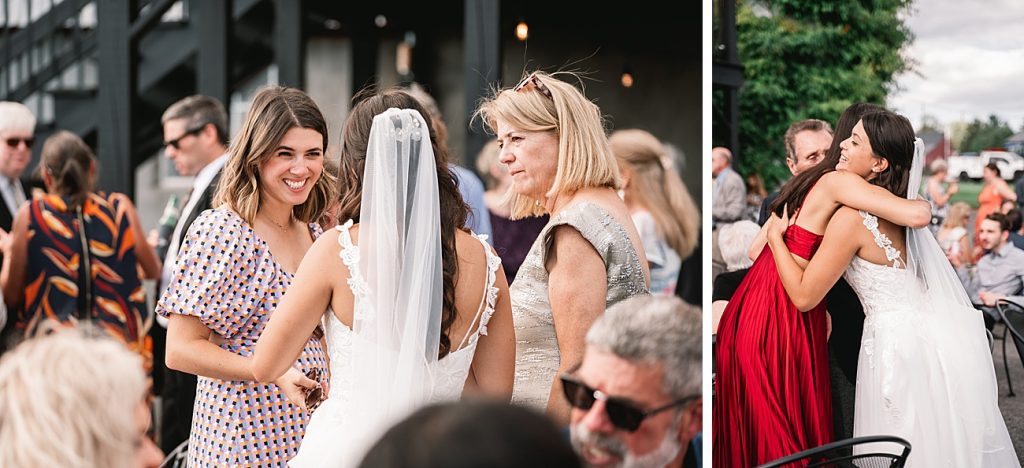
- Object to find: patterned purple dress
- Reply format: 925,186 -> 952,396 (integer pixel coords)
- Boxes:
157,208 -> 327,467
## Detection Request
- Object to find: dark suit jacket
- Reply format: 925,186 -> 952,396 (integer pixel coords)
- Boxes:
757,191 -> 780,227
176,170 -> 222,248
151,168 -> 221,394
0,179 -> 32,232
0,179 -> 33,353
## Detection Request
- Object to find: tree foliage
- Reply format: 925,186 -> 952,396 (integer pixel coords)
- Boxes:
958,115 -> 1014,152
714,0 -> 914,190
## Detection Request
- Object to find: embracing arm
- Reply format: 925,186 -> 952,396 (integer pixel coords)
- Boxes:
767,208 -> 862,311
747,222 -> 770,261
253,232 -> 337,383
466,262 -> 516,401
0,205 -> 29,306
546,225 -> 608,426
824,171 -> 931,228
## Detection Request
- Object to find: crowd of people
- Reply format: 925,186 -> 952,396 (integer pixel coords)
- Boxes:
711,103 -> 1020,467
0,71 -> 701,467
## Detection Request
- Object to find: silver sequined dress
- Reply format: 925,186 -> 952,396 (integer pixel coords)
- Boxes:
510,201 -> 649,409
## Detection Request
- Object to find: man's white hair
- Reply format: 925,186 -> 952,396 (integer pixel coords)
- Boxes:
586,295 -> 701,399
0,101 -> 36,135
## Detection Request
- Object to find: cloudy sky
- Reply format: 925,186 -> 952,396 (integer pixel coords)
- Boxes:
888,0 -> 1024,132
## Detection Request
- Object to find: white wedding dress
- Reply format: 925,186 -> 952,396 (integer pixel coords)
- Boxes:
289,221 -> 502,467
845,211 -> 1018,467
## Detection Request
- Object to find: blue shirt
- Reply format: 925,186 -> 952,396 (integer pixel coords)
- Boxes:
450,164 -> 492,242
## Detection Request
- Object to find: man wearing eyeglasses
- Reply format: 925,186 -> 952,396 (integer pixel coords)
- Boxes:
0,102 -> 35,234
567,295 -> 702,468
0,102 -> 34,349
152,95 -> 229,454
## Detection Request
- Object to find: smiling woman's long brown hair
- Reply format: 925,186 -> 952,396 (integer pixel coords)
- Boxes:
214,86 -> 336,225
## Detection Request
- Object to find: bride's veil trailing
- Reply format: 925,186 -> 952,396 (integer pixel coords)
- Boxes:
343,107 -> 443,462
903,138 -> 1016,464
904,138 -> 973,307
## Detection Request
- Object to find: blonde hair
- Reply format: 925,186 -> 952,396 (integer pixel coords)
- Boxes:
215,86 -> 336,224
474,71 -> 621,219
474,138 -> 502,190
0,326 -> 147,468
611,129 -> 700,258
943,201 -> 971,229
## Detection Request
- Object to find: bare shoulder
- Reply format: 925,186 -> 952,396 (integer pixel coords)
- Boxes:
831,205 -> 864,224
307,225 -> 346,265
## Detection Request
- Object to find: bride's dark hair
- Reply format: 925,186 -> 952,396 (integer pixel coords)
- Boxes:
860,110 -> 915,198
336,88 -> 471,359
770,102 -> 885,217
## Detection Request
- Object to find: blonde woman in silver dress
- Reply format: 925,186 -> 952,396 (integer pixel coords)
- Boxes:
475,71 -> 650,425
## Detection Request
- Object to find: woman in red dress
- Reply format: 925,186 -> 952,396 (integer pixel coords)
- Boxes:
713,103 -> 932,466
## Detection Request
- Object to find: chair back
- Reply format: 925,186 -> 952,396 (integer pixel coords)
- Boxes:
755,435 -> 911,468
160,441 -> 188,468
997,299 -> 1024,364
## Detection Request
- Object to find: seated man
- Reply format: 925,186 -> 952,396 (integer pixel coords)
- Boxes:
951,212 -> 1024,329
566,295 -> 702,468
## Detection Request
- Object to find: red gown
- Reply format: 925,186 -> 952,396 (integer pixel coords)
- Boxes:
713,222 -> 833,467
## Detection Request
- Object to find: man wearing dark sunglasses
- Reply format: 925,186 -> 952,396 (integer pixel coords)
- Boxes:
151,95 -> 230,454
567,295 -> 702,468
0,102 -> 35,234
0,102 -> 36,353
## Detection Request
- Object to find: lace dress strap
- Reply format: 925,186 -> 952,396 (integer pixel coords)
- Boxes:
455,233 -> 502,351
857,211 -> 905,268
335,220 -> 372,321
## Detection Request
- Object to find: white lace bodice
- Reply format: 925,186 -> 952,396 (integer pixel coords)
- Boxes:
843,212 -> 915,317
323,220 -> 501,404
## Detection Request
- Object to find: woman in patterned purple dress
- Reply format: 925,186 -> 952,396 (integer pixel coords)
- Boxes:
157,86 -> 335,467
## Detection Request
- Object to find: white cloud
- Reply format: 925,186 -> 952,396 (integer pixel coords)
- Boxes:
888,0 -> 1024,132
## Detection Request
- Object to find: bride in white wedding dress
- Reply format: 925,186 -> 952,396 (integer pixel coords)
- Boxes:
252,91 -> 515,467
766,110 -> 1018,467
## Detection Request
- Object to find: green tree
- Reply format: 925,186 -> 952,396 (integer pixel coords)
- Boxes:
959,115 -> 1013,152
714,0 -> 914,190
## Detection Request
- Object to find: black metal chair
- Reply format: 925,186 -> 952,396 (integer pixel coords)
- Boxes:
160,441 -> 188,468
754,435 -> 912,468
997,298 -> 1024,397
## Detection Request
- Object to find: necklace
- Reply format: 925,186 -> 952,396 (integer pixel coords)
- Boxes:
262,213 -> 294,231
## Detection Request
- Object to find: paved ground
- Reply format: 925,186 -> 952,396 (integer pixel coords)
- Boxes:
993,322 -> 1024,461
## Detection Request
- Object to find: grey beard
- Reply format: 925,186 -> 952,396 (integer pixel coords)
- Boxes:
570,422 -> 682,468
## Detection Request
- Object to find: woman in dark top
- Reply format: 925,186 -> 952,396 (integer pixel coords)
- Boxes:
0,131 -> 161,366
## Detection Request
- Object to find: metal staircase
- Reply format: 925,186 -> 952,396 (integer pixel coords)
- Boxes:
1,0 -> 273,196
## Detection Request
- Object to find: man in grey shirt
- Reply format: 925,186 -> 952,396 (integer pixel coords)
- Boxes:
711,147 -> 746,227
950,212 -> 1024,329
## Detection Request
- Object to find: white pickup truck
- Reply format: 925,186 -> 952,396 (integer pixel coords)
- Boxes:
946,150 -> 1024,181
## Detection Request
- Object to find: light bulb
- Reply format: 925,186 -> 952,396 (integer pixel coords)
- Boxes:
621,72 -> 634,88
515,21 -> 529,41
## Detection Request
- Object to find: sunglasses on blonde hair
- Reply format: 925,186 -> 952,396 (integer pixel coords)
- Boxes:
513,72 -> 554,100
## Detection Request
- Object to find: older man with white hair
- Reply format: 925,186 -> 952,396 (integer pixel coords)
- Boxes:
0,102 -> 34,233
0,102 -> 32,340
566,295 -> 702,468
